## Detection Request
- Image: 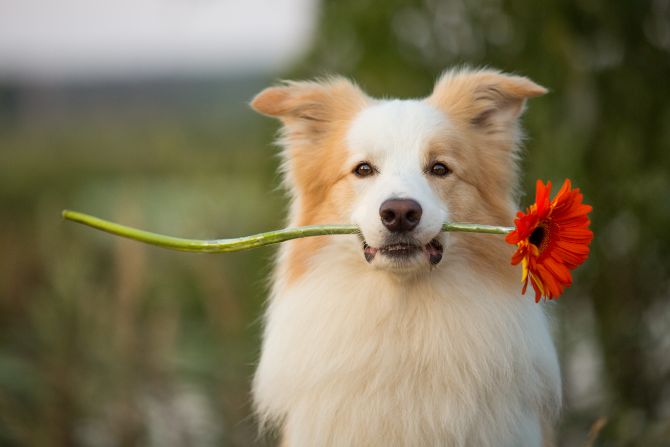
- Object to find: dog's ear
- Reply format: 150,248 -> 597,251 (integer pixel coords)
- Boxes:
428,68 -> 546,134
251,77 -> 368,140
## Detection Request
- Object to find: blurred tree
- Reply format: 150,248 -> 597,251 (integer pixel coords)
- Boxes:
293,0 -> 670,445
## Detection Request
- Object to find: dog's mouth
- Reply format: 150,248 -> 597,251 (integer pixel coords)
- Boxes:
363,238 -> 443,266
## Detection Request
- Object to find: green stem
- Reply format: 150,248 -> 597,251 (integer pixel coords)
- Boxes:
62,209 -> 513,254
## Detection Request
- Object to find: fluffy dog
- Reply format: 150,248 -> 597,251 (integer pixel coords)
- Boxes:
250,67 -> 561,447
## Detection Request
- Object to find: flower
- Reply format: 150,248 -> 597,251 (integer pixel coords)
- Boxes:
506,179 -> 593,302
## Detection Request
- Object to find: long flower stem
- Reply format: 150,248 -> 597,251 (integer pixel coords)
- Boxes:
62,209 -> 513,254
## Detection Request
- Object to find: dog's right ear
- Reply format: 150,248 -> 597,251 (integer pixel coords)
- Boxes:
429,68 -> 546,137
250,78 -> 368,140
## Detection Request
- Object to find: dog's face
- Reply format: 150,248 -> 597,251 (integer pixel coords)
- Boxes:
346,100 -> 451,271
251,69 -> 546,276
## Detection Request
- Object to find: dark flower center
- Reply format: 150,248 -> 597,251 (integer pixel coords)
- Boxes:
529,225 -> 546,247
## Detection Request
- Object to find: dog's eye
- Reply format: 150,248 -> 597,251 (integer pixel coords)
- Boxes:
353,162 -> 374,177
429,162 -> 451,177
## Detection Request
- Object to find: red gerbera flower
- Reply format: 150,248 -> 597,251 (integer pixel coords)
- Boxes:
506,179 -> 593,302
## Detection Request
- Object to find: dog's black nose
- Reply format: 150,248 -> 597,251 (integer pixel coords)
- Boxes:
379,199 -> 422,233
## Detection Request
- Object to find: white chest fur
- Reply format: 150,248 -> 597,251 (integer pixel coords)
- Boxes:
253,247 -> 561,447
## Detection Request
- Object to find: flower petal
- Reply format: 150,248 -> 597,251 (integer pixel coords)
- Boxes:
506,178 -> 592,301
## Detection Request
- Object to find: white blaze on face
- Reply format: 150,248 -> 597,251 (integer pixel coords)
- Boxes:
347,100 -> 451,250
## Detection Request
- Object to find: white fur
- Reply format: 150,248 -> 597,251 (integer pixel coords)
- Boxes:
348,100 -> 449,253
253,96 -> 561,447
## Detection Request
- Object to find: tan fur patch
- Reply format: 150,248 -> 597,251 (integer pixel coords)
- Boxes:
251,78 -> 371,283
421,69 -> 546,286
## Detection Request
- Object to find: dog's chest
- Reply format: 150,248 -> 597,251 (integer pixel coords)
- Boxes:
254,267 -> 557,446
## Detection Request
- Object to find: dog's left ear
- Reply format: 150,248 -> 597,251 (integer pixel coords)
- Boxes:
428,68 -> 547,134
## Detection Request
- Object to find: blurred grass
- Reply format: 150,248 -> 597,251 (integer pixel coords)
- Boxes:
0,96 -> 284,445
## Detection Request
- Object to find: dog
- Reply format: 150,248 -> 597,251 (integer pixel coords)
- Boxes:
249,67 -> 561,447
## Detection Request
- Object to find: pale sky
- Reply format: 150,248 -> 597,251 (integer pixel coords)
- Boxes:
0,0 -> 318,81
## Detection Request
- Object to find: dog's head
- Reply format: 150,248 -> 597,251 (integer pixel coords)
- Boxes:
251,68 -> 545,277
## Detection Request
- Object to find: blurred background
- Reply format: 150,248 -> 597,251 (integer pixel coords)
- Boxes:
0,0 -> 668,445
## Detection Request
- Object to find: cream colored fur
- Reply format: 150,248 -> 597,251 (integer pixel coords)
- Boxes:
251,68 -> 561,446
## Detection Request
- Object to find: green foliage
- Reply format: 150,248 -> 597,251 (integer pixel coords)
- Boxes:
0,94 -> 281,445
